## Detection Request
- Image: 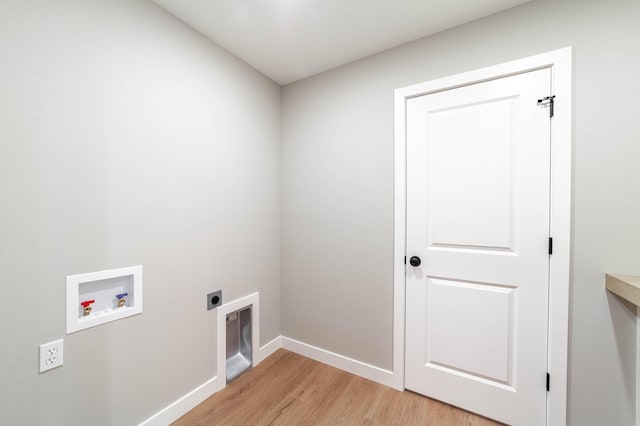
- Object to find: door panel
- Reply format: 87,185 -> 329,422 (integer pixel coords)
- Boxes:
428,278 -> 515,385
428,97 -> 515,250
405,68 -> 551,426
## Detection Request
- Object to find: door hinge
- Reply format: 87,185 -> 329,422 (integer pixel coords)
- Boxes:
548,237 -> 553,255
404,256 -> 406,265
537,95 -> 556,118
546,373 -> 550,392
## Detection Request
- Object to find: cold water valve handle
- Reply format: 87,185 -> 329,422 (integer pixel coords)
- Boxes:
116,293 -> 128,308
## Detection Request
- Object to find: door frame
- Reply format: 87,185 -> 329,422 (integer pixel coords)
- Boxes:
392,47 -> 572,425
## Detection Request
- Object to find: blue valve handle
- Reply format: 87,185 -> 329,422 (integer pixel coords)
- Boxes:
116,293 -> 128,299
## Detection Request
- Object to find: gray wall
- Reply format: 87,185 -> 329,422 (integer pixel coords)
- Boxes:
2,0 -> 639,424
0,1 -> 280,424
281,0 -> 640,424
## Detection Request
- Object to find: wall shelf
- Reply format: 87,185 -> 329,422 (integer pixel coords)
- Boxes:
605,274 -> 640,307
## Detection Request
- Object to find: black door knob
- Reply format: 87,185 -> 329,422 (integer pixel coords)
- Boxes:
409,256 -> 421,267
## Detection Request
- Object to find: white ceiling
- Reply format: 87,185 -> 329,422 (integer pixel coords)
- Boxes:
152,0 -> 531,85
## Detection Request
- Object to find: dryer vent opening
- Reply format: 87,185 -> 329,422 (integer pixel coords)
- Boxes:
226,306 -> 252,382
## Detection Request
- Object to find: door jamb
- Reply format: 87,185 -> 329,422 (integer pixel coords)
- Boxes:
392,47 -> 572,426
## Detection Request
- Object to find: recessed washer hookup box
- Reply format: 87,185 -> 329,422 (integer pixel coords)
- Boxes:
66,265 -> 143,334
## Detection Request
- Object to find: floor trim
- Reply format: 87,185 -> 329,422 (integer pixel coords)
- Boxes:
138,375 -> 222,426
281,336 -> 395,387
139,334 -> 396,425
138,336 -> 282,426
257,335 -> 283,363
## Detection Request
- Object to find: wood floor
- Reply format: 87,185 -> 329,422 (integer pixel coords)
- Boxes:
174,349 -> 500,425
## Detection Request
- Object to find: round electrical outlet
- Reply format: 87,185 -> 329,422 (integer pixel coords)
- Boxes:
207,291 -> 222,310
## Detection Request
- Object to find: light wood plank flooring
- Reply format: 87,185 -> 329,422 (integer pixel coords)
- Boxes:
174,349 -> 500,425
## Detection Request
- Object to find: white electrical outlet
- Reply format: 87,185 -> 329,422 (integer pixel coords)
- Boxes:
39,339 -> 64,373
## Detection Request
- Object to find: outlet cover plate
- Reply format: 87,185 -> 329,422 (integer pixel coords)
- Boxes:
207,290 -> 222,310
39,339 -> 64,373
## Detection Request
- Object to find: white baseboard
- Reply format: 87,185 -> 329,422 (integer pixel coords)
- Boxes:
138,336 -> 283,426
140,335 -> 395,425
257,335 -> 282,364
281,336 -> 395,388
139,375 -> 222,426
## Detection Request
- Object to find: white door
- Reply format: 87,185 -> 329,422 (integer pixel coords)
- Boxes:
405,68 -> 551,425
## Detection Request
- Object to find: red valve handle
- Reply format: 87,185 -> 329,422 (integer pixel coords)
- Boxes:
80,300 -> 95,308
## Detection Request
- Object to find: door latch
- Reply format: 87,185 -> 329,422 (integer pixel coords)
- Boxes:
537,95 -> 556,118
